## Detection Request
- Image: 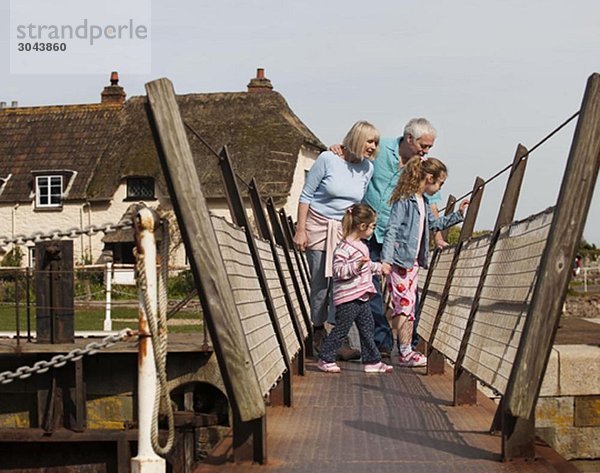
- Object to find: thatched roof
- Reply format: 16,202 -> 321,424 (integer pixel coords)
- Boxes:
0,103 -> 122,203
0,81 -> 324,204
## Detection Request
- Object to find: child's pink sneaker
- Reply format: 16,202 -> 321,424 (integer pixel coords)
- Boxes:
317,359 -> 341,373
364,361 -> 393,373
398,351 -> 427,367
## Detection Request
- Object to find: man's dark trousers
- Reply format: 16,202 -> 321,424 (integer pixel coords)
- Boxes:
367,238 -> 393,352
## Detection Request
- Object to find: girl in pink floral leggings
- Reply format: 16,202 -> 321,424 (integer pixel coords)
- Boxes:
381,157 -> 468,367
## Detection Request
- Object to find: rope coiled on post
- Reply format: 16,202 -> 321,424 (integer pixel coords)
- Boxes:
135,220 -> 175,457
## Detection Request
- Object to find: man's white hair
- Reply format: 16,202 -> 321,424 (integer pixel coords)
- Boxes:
403,118 -> 437,140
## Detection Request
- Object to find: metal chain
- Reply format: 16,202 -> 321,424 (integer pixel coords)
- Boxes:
0,328 -> 135,385
135,221 -> 175,457
0,220 -> 133,248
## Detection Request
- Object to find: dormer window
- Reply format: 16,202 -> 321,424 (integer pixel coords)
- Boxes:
31,170 -> 76,210
126,176 -> 155,201
35,175 -> 63,208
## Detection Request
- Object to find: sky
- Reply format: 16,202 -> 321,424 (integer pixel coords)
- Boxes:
1,0 -> 599,244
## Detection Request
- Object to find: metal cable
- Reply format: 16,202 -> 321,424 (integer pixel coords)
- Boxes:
440,111 -> 580,211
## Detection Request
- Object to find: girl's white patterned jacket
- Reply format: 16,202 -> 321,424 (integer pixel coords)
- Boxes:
332,238 -> 382,306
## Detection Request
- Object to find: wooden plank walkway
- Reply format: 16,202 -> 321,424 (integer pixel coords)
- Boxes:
195,358 -> 577,473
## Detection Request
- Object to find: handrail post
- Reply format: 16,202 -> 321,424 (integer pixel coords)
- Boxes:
26,267 -> 32,342
104,261 -> 113,331
454,144 -> 529,408
15,269 -> 20,345
131,207 -> 166,473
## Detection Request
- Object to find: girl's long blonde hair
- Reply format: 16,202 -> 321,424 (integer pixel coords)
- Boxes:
341,203 -> 377,238
389,156 -> 447,204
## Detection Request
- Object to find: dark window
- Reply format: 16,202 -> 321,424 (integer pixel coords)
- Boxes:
127,177 -> 155,200
104,242 -> 136,264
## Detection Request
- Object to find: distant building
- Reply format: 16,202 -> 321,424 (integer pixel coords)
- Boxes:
0,69 -> 324,266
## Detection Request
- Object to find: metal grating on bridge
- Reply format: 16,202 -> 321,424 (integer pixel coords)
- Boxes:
195,359 -> 575,473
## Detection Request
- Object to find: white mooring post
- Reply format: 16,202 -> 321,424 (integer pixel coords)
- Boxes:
131,208 -> 166,473
103,261 -> 113,331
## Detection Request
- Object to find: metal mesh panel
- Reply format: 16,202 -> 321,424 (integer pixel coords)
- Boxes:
417,249 -> 454,343
255,238 -> 302,358
432,235 -> 491,362
212,216 -> 287,397
462,209 -> 554,394
277,247 -> 309,339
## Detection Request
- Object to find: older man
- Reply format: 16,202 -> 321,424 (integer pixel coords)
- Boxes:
362,118 -> 441,357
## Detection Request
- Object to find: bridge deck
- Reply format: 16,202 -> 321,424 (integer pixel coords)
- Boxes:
197,358 -> 577,473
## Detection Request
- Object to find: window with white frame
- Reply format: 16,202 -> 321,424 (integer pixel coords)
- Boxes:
28,247 -> 36,269
35,175 -> 63,208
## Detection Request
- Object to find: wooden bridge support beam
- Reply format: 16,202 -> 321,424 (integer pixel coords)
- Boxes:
280,210 -> 312,303
417,196 -> 455,366
266,198 -> 314,357
448,177 -> 485,403
145,78 -> 266,463
454,144 -> 529,408
502,409 -> 536,461
232,414 -> 267,465
502,72 -> 600,461
286,215 -> 312,283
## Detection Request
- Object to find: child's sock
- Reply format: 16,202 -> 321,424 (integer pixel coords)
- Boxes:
399,344 -> 412,357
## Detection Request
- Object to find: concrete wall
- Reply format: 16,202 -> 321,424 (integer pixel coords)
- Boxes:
537,344 -> 600,460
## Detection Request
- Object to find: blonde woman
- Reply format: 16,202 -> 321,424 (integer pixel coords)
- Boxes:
293,121 -> 379,356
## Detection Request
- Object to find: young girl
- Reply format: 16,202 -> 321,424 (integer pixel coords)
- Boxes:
381,157 -> 468,367
318,204 -> 393,373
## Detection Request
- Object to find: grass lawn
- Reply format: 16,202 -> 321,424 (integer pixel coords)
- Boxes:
0,304 -> 203,334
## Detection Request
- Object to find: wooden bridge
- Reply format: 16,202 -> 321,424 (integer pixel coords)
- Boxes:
0,73 -> 598,472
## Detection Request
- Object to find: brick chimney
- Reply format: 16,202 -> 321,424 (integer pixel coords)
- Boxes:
101,71 -> 126,105
247,68 -> 273,93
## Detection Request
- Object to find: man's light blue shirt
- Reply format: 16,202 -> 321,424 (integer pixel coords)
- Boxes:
363,137 -> 441,243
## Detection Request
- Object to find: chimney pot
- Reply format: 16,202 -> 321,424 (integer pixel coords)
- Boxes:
247,68 -> 273,94
101,71 -> 126,105
110,71 -> 119,86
